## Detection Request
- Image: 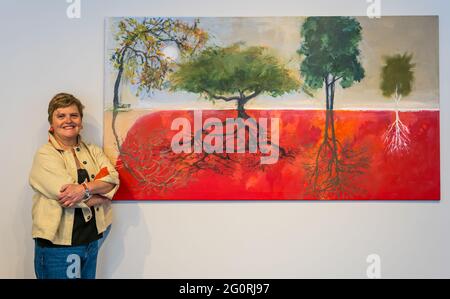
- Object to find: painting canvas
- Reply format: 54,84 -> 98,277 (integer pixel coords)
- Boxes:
103,16 -> 440,200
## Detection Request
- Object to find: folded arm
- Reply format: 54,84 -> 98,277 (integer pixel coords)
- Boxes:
58,144 -> 120,207
58,181 -> 115,208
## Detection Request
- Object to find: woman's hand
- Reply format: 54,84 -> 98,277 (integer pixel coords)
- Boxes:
85,195 -> 110,207
58,184 -> 85,208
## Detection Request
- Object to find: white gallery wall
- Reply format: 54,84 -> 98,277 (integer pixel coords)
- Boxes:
0,0 -> 449,278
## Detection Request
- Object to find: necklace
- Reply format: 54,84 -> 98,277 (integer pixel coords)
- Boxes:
53,135 -> 80,150
54,135 -> 83,169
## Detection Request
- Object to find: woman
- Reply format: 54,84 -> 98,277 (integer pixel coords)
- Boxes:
29,93 -> 119,279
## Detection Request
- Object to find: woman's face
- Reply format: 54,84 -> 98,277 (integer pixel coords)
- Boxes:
50,104 -> 82,143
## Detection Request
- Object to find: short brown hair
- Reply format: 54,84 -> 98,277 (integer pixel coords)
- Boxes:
48,93 -> 85,124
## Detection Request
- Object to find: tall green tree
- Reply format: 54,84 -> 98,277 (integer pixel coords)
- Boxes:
380,53 -> 415,153
170,44 -> 299,119
298,17 -> 365,110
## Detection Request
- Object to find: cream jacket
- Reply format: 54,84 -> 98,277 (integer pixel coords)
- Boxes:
29,133 -> 119,245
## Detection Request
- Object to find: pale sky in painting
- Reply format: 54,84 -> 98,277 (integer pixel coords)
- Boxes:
105,16 -> 439,110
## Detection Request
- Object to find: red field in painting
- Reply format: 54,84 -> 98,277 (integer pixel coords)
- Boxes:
113,110 -> 440,200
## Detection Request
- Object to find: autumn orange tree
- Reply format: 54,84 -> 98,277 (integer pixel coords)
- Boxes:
110,17 -> 208,149
109,18 -> 208,191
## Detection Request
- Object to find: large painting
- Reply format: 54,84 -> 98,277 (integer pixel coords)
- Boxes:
104,16 -> 440,200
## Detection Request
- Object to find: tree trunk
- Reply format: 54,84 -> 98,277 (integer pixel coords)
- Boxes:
237,99 -> 250,119
330,80 -> 335,111
112,51 -> 125,152
325,74 -> 335,111
112,110 -> 121,151
113,56 -> 124,110
394,86 -> 402,120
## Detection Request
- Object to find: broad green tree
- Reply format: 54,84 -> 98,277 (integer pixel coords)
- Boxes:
170,44 -> 299,119
298,17 -> 365,110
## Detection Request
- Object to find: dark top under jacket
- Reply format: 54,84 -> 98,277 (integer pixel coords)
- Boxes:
36,169 -> 102,247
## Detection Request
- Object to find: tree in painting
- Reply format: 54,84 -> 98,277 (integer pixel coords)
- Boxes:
169,43 -> 298,161
299,17 -> 368,199
170,44 -> 299,119
110,17 -> 208,149
109,17 -> 208,190
298,16 -> 365,110
380,53 -> 415,153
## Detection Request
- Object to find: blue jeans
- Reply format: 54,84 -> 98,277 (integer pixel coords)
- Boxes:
34,240 -> 99,279
97,224 -> 111,249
